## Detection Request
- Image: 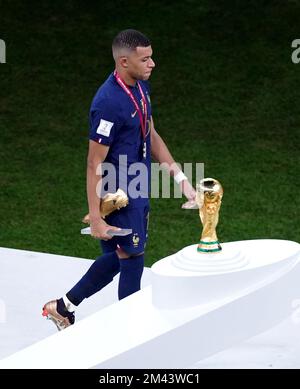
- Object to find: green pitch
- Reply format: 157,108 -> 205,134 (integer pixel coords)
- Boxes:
0,1 -> 299,266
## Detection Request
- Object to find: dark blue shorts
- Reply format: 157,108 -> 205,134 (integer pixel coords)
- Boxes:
100,204 -> 150,256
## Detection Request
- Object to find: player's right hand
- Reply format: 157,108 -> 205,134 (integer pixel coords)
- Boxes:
90,218 -> 120,240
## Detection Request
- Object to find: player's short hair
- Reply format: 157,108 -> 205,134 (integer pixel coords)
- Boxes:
112,29 -> 151,60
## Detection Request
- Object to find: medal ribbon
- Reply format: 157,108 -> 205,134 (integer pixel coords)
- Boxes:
114,70 -> 147,140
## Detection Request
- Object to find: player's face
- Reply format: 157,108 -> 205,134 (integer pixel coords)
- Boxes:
127,46 -> 155,81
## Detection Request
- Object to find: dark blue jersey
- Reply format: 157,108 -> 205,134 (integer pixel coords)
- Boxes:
89,73 -> 152,208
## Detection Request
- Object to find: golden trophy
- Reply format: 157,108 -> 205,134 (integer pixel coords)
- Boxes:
82,188 -> 129,223
196,178 -> 223,253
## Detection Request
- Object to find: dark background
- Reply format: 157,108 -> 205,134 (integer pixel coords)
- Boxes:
0,0 -> 299,266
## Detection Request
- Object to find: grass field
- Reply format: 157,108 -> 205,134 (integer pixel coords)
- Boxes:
0,0 -> 299,266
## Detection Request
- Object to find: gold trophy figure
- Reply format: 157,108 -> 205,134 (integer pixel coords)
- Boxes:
196,178 -> 223,253
82,188 -> 129,223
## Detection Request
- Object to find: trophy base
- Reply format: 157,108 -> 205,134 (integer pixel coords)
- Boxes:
197,240 -> 222,253
172,244 -> 248,272
151,239 -> 300,309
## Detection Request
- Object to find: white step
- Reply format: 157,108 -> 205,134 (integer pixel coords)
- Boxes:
0,240 -> 299,369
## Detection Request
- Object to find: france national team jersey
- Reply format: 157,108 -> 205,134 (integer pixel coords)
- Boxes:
89,72 -> 152,209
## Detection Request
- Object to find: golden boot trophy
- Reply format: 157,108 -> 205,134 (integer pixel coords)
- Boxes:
82,188 -> 129,223
196,178 -> 223,253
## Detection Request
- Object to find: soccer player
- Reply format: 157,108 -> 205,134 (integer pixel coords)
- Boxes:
43,29 -> 196,331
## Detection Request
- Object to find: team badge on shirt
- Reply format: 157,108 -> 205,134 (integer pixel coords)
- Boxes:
96,119 -> 114,137
132,233 -> 140,247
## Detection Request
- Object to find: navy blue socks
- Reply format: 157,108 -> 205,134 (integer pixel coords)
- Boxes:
66,251 -> 120,306
66,251 -> 144,306
118,254 -> 144,300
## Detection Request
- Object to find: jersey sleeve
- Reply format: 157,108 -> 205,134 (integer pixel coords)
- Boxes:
89,98 -> 122,146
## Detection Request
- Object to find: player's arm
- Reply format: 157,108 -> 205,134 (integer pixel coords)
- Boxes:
87,140 -> 119,239
150,116 -> 196,204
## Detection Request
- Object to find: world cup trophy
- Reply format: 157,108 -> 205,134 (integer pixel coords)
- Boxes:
196,178 -> 223,253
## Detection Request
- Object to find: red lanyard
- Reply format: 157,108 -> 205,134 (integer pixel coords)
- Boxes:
114,70 -> 147,140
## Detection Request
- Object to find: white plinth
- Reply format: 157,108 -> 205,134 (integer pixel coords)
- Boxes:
1,241 -> 300,369
172,244 -> 248,272
151,239 -> 300,309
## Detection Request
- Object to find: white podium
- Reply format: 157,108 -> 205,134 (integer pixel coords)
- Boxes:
0,239 -> 300,369
151,239 -> 300,309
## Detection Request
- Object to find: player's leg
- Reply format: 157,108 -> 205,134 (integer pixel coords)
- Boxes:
65,245 -> 120,305
42,240 -> 120,331
116,205 -> 150,300
42,205 -> 150,329
117,249 -> 144,300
